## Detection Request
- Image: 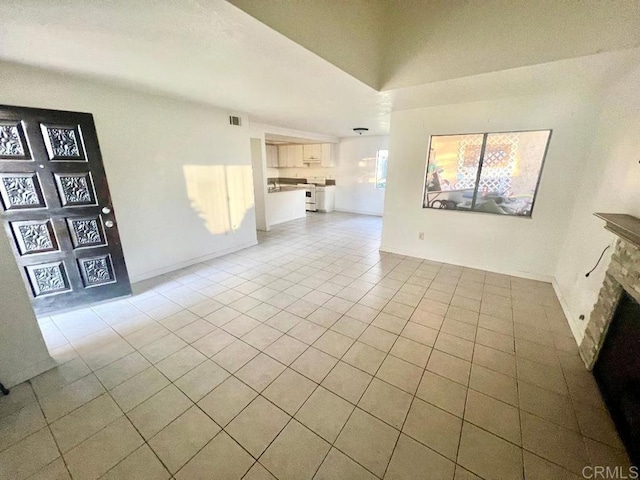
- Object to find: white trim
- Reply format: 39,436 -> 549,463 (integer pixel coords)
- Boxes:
379,243 -> 554,283
379,242 -> 583,348
129,240 -> 258,283
268,218 -> 306,227
552,278 -> 584,346
334,208 -> 382,217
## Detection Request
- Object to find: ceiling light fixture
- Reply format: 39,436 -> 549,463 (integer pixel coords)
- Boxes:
353,128 -> 369,135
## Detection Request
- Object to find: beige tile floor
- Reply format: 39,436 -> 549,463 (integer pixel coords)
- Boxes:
0,212 -> 631,479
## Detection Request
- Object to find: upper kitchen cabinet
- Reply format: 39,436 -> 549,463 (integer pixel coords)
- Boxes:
273,143 -> 334,168
303,143 -> 334,167
303,144 -> 322,163
278,144 -> 304,167
266,144 -> 279,168
277,145 -> 287,167
288,145 -> 304,167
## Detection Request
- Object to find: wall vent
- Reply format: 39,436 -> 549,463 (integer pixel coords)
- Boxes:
229,116 -> 242,126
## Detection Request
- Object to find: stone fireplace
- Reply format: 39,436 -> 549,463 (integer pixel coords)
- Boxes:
580,234 -> 640,369
580,214 -> 640,465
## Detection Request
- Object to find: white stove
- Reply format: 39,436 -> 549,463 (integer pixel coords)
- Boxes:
298,177 -> 334,212
298,183 -> 316,211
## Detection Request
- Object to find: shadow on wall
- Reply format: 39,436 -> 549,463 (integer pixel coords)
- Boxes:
183,165 -> 255,235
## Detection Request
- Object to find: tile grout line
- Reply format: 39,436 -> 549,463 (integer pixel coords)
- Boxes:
317,292 -> 420,479
510,283 -> 526,480
29,381 -> 74,479
453,272 -> 481,476
19,214 -> 614,479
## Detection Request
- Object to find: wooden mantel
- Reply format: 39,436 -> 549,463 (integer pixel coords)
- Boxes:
594,213 -> 640,248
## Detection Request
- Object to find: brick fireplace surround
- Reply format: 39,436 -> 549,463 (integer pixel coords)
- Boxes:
580,237 -> 640,369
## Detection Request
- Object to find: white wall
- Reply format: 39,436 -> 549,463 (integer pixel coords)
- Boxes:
250,138 -> 268,231
381,93 -> 599,280
555,65 -> 640,340
335,136 -> 388,216
0,233 -> 55,387
0,62 -> 258,283
0,62 -> 260,384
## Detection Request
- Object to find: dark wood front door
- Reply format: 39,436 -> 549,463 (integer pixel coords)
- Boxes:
0,105 -> 131,316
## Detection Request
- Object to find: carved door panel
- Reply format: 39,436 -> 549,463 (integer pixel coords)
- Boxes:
0,105 -> 131,316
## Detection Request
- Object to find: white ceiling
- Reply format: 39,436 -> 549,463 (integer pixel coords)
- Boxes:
1,0 -> 639,137
0,0 -> 391,136
228,0 -> 385,90
229,0 -> 640,91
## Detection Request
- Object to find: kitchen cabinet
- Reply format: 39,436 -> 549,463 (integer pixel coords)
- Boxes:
291,145 -> 304,167
316,186 -> 335,212
277,145 -> 302,167
266,144 -> 279,168
303,144 -> 322,163
276,143 -> 333,168
303,143 -> 334,167
277,145 -> 288,167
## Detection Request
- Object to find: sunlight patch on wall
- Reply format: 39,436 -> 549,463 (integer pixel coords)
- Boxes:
183,165 -> 255,235
356,156 -> 377,184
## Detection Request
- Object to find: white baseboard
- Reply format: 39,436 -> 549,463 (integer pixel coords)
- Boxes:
379,242 -> 584,347
551,278 -> 585,345
268,214 -> 307,227
130,240 -> 258,283
334,208 -> 382,217
378,243 -> 554,283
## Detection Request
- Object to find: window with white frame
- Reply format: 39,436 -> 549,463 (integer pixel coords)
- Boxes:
423,130 -> 551,217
